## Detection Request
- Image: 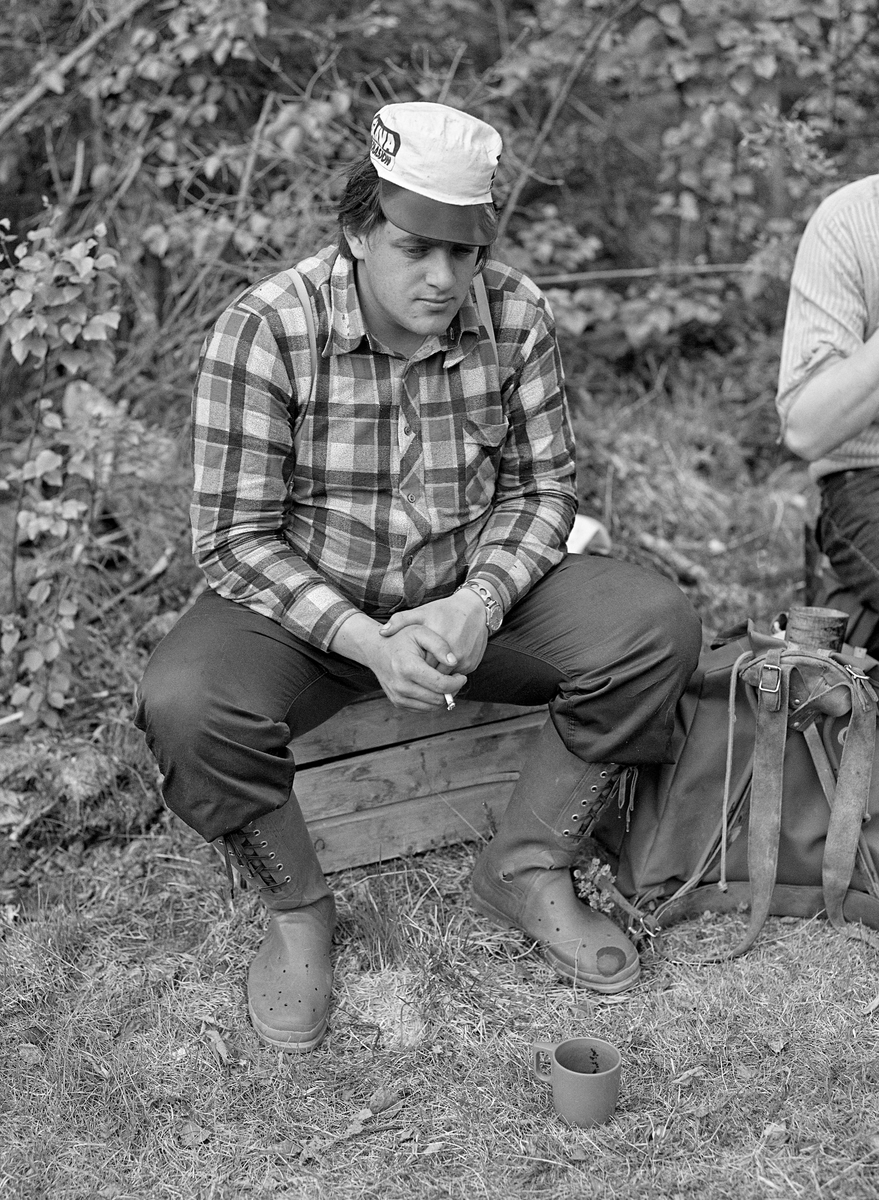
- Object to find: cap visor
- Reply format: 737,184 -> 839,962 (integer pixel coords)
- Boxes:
379,181 -> 497,246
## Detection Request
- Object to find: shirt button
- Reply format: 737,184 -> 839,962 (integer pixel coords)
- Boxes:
407,492 -> 415,502
404,425 -> 411,435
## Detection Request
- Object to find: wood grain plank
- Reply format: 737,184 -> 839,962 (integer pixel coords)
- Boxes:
295,709 -> 546,821
308,782 -> 514,874
292,696 -> 546,765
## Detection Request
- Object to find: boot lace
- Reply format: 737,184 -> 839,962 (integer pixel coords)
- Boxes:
222,825 -> 293,897
561,763 -> 636,838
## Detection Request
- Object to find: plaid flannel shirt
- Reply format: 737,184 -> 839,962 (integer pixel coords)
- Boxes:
191,246 -> 577,651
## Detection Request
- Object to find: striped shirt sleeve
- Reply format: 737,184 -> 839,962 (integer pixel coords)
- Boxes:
777,179 -> 879,424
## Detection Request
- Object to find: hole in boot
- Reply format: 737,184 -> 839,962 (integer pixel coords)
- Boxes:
596,946 -> 627,976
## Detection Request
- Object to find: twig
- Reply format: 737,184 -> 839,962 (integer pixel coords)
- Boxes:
437,44 -> 467,106
533,262 -> 768,287
43,127 -> 65,203
67,138 -> 86,206
637,532 -> 708,586
0,0 -> 152,141
496,0 -> 641,244
233,92 -> 276,227
566,95 -> 655,165
89,545 -> 177,619
489,0 -> 510,55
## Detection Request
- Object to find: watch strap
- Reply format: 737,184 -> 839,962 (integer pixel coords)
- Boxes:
458,580 -> 502,632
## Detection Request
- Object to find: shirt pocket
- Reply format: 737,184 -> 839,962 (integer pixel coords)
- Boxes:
462,410 -> 509,516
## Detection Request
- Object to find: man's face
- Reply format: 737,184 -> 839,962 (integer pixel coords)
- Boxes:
345,219 -> 480,355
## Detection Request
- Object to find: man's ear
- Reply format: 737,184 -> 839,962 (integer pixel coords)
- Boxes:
344,228 -> 367,260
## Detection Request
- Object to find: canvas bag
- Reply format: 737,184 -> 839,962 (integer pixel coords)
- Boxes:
593,619 -> 879,954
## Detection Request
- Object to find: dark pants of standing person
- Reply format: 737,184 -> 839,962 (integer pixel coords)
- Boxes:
819,469 -> 879,610
135,553 -> 702,843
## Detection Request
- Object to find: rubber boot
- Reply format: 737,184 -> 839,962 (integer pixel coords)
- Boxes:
224,793 -> 335,1052
470,718 -> 640,993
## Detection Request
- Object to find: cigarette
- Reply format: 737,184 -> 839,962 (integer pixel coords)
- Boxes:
444,693 -> 455,711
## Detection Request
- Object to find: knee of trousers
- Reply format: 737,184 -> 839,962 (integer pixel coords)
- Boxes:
640,576 -> 703,677
135,652 -> 295,798
552,577 -> 702,764
135,653 -> 210,764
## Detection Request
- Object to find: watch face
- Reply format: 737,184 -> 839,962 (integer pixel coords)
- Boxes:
486,602 -> 503,633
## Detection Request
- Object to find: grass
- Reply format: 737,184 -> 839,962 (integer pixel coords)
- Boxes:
3,821 -> 879,1200
0,330 -> 867,1199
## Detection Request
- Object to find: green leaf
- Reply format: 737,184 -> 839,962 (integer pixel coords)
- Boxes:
42,639 -> 62,663
8,288 -> 33,313
27,579 -> 52,606
1,630 -> 20,656
9,316 -> 36,343
22,648 -> 45,673
43,69 -> 65,95
29,449 -> 65,479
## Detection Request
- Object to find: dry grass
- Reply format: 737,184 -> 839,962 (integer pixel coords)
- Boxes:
3,819 -> 879,1200
0,314 -> 861,1199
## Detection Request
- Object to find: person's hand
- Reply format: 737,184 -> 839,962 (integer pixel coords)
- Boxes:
328,611 -> 466,711
379,589 -> 488,674
367,624 -> 467,710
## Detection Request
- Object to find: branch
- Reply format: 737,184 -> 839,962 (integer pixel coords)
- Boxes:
0,0 -> 152,142
496,0 -> 641,244
637,533 -> 708,586
233,91 -> 276,226
533,262 -> 768,287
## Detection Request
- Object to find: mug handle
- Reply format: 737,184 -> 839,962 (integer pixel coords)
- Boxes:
531,1041 -> 557,1081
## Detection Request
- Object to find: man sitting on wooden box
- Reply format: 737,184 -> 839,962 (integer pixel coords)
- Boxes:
135,102 -> 702,1052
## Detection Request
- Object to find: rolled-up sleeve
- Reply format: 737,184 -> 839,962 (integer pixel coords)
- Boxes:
777,197 -> 876,427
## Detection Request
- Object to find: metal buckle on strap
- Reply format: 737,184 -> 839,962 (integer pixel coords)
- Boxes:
758,663 -> 781,694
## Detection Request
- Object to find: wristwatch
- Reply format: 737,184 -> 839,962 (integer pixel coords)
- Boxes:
459,581 -> 503,634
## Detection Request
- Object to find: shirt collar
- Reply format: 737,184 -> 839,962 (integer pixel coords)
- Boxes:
325,251 -> 483,365
326,252 -> 369,355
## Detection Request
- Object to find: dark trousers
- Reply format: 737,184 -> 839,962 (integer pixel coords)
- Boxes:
818,468 -> 879,613
135,554 -> 702,842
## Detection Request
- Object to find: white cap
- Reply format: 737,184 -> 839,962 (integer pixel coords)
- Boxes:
369,102 -> 502,245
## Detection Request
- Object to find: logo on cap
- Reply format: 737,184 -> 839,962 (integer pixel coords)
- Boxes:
370,115 -> 400,171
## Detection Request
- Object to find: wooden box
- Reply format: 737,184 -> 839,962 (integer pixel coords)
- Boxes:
292,695 -> 547,873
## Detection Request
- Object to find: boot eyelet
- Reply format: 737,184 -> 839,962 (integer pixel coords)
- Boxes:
562,829 -> 571,836
571,814 -> 580,823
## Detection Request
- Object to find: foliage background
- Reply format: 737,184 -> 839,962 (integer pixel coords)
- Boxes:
5,6 -> 879,1198
2,0 -> 878,853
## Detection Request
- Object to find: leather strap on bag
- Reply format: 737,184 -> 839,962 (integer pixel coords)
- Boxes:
653,628 -> 879,956
730,648 -> 789,957
728,635 -> 877,955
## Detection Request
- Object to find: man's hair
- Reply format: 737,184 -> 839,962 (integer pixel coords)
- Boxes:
336,155 -> 493,268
